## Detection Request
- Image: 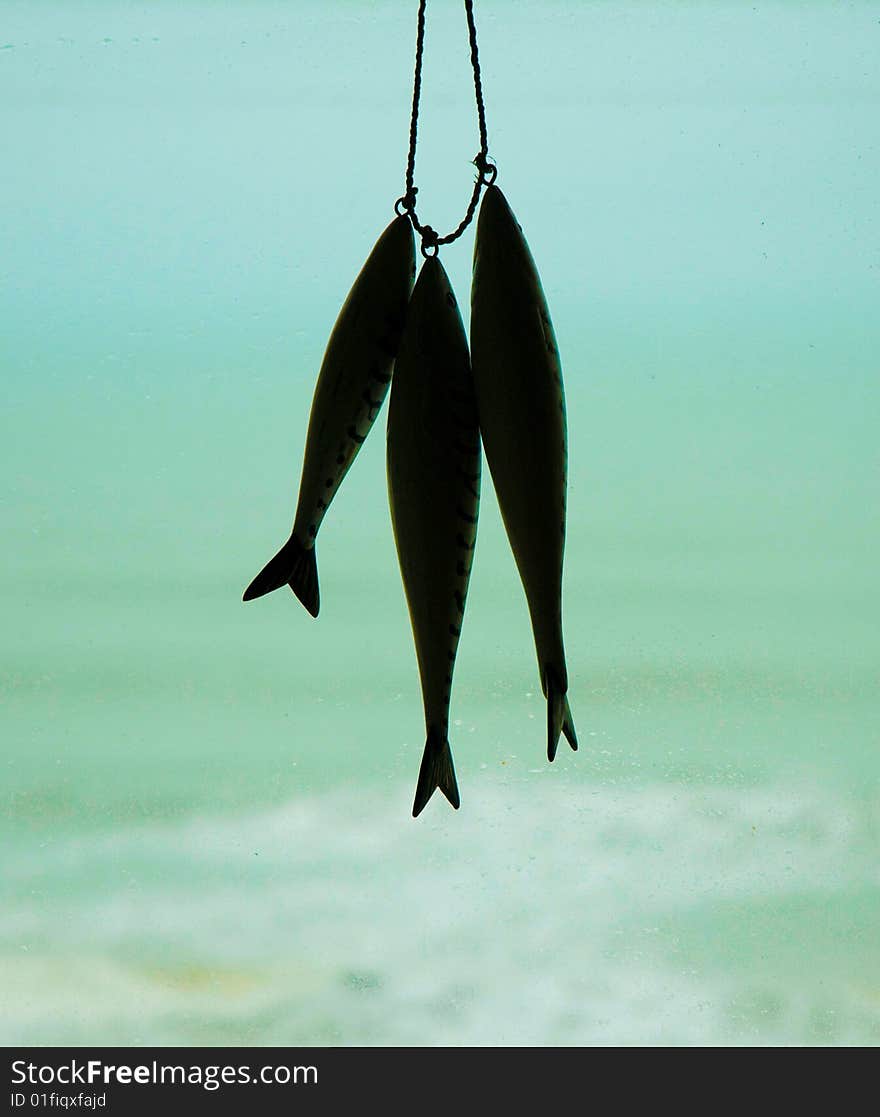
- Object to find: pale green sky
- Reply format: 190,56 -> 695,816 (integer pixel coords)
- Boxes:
3,1 -> 878,353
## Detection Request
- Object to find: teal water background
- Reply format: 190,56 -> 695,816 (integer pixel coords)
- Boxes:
2,1 -> 878,1044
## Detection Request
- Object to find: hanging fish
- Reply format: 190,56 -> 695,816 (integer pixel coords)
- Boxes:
387,257 -> 481,816
243,215 -> 416,615
470,184 -> 577,762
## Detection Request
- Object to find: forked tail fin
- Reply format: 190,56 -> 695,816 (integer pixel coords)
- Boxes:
242,533 -> 320,617
545,665 -> 578,762
412,727 -> 460,817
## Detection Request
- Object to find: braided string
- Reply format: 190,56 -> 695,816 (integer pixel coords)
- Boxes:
395,0 -> 497,258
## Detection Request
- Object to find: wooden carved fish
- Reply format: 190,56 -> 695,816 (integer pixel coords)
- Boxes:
470,185 -> 578,762
244,215 -> 415,615
387,257 -> 481,816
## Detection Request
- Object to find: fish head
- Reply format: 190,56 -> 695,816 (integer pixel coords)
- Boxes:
473,184 -> 533,275
409,255 -> 454,318
403,256 -> 468,359
374,213 -> 417,281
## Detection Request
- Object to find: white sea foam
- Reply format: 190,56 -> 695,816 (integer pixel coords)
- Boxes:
3,777 -> 878,1046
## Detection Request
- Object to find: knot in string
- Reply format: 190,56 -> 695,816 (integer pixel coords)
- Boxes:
419,225 -> 440,258
473,150 -> 497,186
395,0 -> 496,258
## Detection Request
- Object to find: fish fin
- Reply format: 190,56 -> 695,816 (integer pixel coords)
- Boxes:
562,706 -> 578,752
412,728 -> 460,818
546,666 -> 577,762
287,544 -> 320,618
242,534 -> 320,617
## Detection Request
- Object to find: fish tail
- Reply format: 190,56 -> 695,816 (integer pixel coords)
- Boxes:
545,665 -> 578,762
242,533 -> 320,617
412,727 -> 460,818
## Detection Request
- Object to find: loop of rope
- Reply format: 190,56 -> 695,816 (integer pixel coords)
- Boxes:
395,0 -> 496,258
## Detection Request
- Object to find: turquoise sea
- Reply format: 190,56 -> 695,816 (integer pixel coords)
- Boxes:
2,2 -> 878,1045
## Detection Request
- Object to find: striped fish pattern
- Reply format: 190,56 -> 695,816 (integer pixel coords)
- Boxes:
387,257 -> 481,816
243,215 -> 415,615
470,185 -> 578,762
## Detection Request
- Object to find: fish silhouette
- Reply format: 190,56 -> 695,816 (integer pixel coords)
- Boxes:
244,215 -> 416,615
470,185 -> 577,761
387,257 -> 481,816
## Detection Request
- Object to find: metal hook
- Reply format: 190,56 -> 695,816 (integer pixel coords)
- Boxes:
394,187 -> 418,217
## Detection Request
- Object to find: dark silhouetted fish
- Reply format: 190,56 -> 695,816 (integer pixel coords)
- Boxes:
244,215 -> 415,615
470,184 -> 577,762
387,257 -> 481,816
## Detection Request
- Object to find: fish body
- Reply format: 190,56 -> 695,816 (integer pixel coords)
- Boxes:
470,184 -> 577,761
244,215 -> 415,614
387,257 -> 481,816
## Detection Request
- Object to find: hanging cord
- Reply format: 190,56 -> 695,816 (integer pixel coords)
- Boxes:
395,0 -> 497,258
